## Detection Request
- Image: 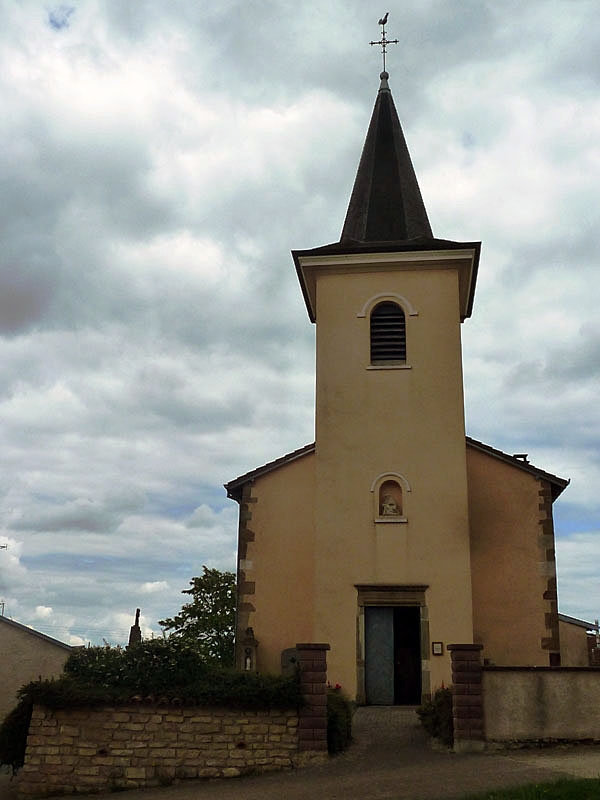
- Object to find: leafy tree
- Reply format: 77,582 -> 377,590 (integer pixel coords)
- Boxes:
159,566 -> 236,666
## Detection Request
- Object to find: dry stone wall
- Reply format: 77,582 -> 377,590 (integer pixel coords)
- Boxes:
17,643 -> 331,797
17,704 -> 302,796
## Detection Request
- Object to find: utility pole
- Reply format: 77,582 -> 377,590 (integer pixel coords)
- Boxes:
1,544 -> 8,614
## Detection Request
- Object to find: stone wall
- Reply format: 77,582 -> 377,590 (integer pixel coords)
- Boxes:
483,667 -> 600,742
17,642 -> 330,797
17,704 -> 302,796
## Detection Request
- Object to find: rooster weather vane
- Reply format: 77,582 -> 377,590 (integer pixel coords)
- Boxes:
370,12 -> 398,74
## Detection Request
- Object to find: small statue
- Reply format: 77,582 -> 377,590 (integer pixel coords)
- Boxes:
381,493 -> 400,516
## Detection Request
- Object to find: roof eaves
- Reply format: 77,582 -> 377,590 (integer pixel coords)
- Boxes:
0,615 -> 73,650
293,237 -> 481,259
558,613 -> 598,631
226,438 -> 568,502
224,443 -> 316,502
466,436 -> 569,499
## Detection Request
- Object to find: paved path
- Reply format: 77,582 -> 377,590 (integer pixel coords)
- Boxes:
3,707 -> 600,800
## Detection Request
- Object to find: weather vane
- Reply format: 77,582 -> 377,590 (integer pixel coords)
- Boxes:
370,13 -> 398,74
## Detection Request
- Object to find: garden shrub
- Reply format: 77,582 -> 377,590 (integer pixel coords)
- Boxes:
327,689 -> 353,753
64,638 -> 211,695
0,639 -> 302,772
21,641 -> 301,710
417,686 -> 453,746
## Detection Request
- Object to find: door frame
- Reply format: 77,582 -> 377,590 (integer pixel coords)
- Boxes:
356,584 -> 430,705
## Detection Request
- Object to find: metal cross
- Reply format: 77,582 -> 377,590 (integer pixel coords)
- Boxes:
370,13 -> 398,74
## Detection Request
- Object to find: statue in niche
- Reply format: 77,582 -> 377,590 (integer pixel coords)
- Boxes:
381,493 -> 400,516
379,480 -> 403,517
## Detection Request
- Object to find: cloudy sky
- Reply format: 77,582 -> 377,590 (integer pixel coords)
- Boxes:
0,1 -> 598,646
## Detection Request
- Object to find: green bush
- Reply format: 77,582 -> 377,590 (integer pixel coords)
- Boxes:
0,640 -> 302,773
417,686 -> 453,746
327,689 -> 353,753
64,638 -> 211,694
22,642 -> 301,710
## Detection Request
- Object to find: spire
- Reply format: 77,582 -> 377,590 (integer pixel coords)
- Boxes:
340,71 -> 433,244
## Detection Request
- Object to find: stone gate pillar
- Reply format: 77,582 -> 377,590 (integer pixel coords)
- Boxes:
296,643 -> 330,754
448,643 -> 484,753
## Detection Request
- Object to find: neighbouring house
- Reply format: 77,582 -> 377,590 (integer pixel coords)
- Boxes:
225,69 -> 575,705
558,613 -> 600,667
0,615 -> 72,722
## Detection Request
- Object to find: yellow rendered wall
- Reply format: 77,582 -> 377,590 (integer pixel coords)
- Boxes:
240,453 -> 316,675
467,447 -> 553,665
0,622 -> 70,722
313,263 -> 474,697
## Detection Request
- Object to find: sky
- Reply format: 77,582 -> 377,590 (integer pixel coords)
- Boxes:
0,1 -> 599,646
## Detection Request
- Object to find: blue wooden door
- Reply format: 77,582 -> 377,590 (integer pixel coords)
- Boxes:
365,607 -> 395,704
365,606 -> 422,705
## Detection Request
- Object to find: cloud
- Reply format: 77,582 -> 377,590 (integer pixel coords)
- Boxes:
0,1 -> 597,644
141,581 -> 169,594
47,6 -> 75,31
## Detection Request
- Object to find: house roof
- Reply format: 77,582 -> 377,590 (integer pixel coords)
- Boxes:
225,438 -> 569,503
558,613 -> 598,631
0,614 -> 73,650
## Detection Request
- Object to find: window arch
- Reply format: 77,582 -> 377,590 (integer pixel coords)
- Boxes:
370,301 -> 406,364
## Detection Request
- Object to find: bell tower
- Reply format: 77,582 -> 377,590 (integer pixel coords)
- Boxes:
293,67 -> 481,698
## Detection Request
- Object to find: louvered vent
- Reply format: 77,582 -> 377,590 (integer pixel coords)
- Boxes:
370,302 -> 406,363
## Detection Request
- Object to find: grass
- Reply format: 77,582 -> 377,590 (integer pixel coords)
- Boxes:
454,777 -> 600,799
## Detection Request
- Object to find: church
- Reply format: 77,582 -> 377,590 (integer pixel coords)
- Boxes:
225,65 -> 570,705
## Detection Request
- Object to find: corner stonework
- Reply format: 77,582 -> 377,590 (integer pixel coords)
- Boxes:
538,480 -> 560,662
448,643 -> 484,753
235,482 -> 258,669
296,643 -> 330,759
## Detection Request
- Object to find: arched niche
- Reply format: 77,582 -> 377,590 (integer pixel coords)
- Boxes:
370,472 -> 411,523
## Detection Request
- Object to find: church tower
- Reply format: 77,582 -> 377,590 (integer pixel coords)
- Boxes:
228,44 -> 567,700
293,70 -> 481,701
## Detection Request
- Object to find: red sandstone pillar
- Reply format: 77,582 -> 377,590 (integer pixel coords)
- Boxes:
296,643 -> 330,753
448,643 -> 484,753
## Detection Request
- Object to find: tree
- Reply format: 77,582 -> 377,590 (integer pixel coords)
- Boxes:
158,567 -> 236,666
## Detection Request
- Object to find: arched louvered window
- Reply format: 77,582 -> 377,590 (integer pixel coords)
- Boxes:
370,301 -> 406,364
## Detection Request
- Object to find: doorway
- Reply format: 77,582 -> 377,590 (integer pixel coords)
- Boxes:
365,606 -> 422,705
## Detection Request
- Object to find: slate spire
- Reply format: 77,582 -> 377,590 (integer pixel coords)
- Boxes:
340,71 -> 433,244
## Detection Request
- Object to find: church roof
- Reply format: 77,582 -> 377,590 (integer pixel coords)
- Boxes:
225,443 -> 315,502
341,71 -> 433,244
465,436 -> 569,500
225,438 -> 569,503
292,72 -> 481,322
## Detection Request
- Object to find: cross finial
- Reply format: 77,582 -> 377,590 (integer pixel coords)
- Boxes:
370,13 -> 398,75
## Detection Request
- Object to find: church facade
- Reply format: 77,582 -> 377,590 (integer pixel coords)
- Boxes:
225,71 -> 569,704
